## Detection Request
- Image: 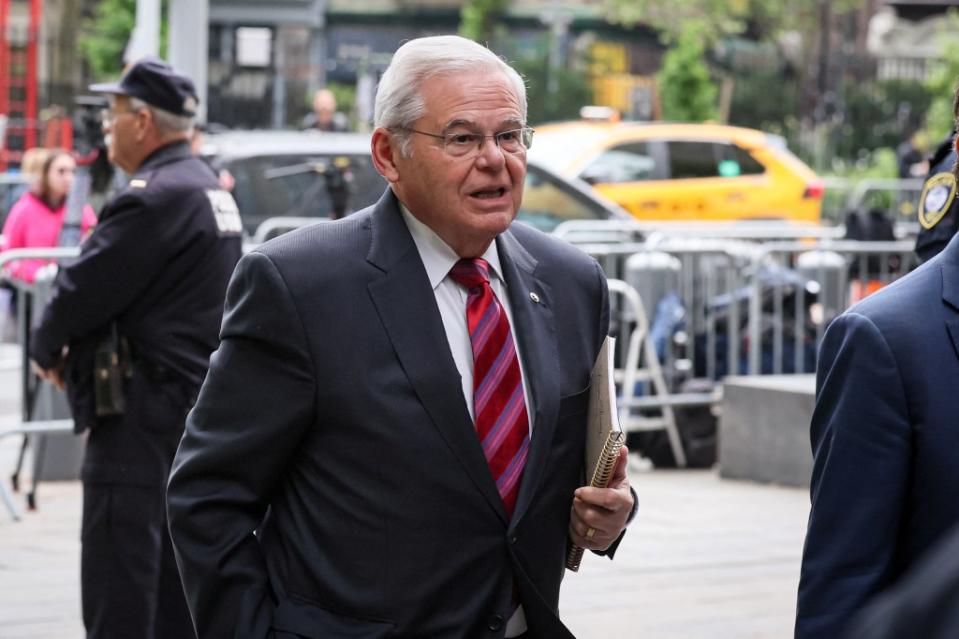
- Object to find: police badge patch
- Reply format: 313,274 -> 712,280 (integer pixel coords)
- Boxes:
918,172 -> 957,229
206,189 -> 243,236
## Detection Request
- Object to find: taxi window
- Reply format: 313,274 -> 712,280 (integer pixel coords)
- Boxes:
580,143 -> 656,184
667,141 -> 720,178
667,141 -> 766,179
725,144 -> 765,175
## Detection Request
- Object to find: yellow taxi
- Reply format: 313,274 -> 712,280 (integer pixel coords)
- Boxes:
528,117 -> 823,224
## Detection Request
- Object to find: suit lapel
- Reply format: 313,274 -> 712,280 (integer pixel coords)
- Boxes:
365,191 -> 508,523
496,230 -> 560,527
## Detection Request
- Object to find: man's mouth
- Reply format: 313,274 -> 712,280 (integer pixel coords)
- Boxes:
471,187 -> 506,199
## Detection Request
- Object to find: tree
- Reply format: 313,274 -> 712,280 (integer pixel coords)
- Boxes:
79,0 -> 135,79
459,0 -> 509,44
604,0 -> 860,45
924,11 -> 959,141
657,24 -> 718,122
510,45 -> 593,125
79,0 -> 168,80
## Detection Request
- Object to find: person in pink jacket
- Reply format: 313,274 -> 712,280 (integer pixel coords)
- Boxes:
1,149 -> 97,283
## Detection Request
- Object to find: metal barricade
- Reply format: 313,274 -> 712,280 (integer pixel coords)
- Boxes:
555,218 -> 845,245
744,240 -> 917,375
0,247 -> 81,520
568,232 -> 920,387
846,177 -> 924,223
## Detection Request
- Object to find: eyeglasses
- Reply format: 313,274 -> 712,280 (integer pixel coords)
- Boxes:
101,106 -> 145,126
405,126 -> 534,158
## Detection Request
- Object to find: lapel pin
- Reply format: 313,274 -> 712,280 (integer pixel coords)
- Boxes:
530,292 -> 541,304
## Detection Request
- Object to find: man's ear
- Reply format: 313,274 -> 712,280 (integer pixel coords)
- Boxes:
371,128 -> 400,183
954,133 -> 959,156
135,107 -> 154,142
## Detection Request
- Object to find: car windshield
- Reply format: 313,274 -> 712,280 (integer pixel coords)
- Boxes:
528,126 -> 610,173
518,164 -> 609,232
226,153 -> 385,229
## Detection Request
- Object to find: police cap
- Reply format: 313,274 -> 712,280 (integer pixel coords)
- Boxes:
90,57 -> 198,117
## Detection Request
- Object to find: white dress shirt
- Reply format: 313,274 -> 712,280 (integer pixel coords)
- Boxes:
400,204 -> 530,637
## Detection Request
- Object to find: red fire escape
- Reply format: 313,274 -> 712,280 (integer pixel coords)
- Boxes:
0,0 -> 43,171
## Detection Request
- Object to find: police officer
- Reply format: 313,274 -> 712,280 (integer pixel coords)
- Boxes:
29,58 -> 242,638
914,130 -> 959,262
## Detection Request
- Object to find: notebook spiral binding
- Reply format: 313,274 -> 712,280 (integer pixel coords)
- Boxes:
566,430 -> 626,572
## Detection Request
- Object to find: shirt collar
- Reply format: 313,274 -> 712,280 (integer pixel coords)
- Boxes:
399,202 -> 505,291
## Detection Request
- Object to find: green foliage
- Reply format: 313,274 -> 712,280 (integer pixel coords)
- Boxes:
604,0 -> 861,44
459,0 -> 509,44
507,41 -> 593,125
837,79 -> 933,160
657,25 -> 718,122
823,148 -> 900,220
79,0 -> 168,80
828,147 -> 899,180
79,0 -> 135,79
923,11 -> 959,140
728,67 -> 801,141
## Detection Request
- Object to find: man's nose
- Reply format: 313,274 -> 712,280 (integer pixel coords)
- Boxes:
475,136 -> 506,169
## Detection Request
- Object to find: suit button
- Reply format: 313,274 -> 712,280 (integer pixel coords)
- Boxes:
509,534 -> 517,544
488,614 -> 505,631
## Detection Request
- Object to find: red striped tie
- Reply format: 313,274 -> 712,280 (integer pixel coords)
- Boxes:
449,258 -> 530,517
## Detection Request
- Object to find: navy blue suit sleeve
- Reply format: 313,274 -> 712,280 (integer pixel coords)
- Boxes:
167,251 -> 316,639
795,312 -> 911,639
31,194 -> 170,366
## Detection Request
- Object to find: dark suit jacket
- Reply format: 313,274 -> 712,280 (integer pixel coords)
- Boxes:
843,522 -> 959,639
167,189 -> 611,638
795,233 -> 959,638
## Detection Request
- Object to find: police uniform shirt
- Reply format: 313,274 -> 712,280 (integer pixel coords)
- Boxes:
915,135 -> 959,263
29,140 -> 243,484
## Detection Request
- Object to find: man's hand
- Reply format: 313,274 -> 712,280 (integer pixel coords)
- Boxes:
569,445 -> 635,551
31,355 -> 66,390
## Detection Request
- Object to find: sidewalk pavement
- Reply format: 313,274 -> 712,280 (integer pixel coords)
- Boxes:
0,467 -> 810,638
0,343 -> 812,639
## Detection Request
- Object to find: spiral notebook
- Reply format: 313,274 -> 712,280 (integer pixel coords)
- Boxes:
567,336 -> 625,572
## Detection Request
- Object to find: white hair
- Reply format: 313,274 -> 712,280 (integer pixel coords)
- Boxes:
374,35 -> 527,156
129,96 -> 194,138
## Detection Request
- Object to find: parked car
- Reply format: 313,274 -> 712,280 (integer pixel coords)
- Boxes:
201,130 -> 382,236
201,129 -> 630,238
528,120 -> 824,224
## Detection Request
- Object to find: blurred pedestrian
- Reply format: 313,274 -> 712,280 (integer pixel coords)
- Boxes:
896,129 -> 928,179
795,106 -> 959,637
168,35 -> 635,638
4,146 -> 49,209
1,149 -> 97,283
28,57 -> 242,639
301,87 -> 349,132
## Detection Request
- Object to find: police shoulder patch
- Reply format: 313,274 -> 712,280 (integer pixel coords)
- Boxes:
918,172 -> 957,229
206,189 -> 243,236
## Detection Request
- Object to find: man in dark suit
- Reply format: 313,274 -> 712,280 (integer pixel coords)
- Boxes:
795,230 -> 959,634
167,35 -> 635,638
842,522 -> 959,639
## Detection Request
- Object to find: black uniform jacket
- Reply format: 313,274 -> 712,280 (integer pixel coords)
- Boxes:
167,189 -> 615,638
30,141 -> 242,478
915,135 -> 959,262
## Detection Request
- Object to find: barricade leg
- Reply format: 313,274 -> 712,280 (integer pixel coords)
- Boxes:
1,475 -> 22,520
